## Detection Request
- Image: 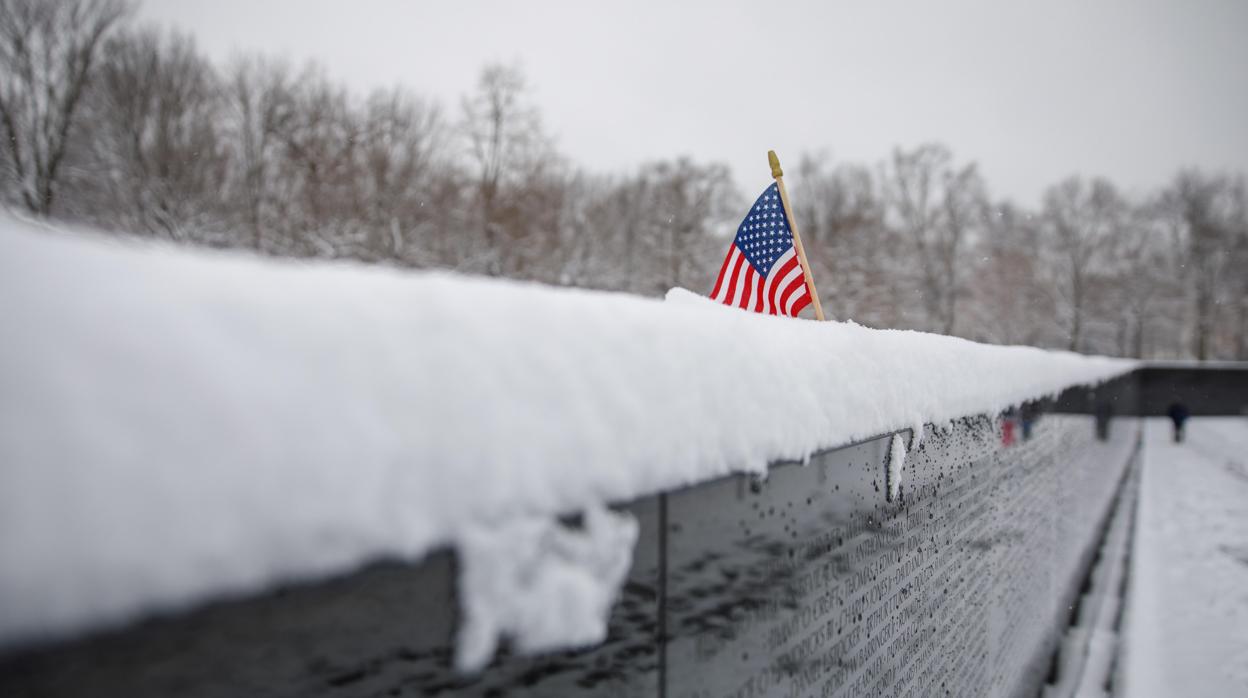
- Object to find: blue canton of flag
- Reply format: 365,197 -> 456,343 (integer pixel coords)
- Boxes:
709,183 -> 812,317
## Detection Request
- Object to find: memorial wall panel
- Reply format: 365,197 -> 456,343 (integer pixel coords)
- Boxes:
662,414 -> 1138,698
0,414 -> 1140,698
0,498 -> 664,698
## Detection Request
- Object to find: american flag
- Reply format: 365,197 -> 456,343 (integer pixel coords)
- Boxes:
709,183 -> 811,316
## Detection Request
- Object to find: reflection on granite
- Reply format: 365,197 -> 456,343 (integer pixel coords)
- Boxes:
0,498 -> 663,698
0,414 -> 1141,698
662,415 -> 1139,698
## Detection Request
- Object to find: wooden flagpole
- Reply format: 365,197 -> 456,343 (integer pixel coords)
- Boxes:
769,150 -> 825,321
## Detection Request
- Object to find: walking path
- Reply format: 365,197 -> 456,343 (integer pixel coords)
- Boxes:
1121,417 -> 1248,696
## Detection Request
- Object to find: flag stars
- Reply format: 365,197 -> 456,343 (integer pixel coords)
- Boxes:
730,184 -> 797,276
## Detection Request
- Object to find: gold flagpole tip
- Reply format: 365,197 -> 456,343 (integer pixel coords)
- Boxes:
768,150 -> 783,179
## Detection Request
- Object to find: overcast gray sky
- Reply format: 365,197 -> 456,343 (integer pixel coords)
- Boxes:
139,0 -> 1247,205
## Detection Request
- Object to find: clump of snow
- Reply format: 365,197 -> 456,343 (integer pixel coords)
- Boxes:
909,418 -> 925,449
0,217 -> 1135,660
456,505 -> 638,672
887,434 -> 907,502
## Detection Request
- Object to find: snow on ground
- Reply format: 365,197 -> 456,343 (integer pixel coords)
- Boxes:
0,216 -> 1133,666
1121,418 -> 1248,696
1044,445 -> 1137,698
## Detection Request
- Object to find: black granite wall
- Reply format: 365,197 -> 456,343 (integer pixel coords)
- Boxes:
1053,364 -> 1248,417
661,414 -> 1136,698
0,410 -> 1140,698
1134,366 -> 1248,416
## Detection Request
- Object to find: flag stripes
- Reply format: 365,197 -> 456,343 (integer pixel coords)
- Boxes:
710,247 -> 810,317
709,183 -> 812,317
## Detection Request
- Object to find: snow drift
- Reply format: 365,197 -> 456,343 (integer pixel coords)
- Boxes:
0,215 -> 1134,666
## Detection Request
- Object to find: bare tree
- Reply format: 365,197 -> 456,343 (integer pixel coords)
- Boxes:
882,143 -> 986,334
792,157 -> 897,326
356,87 -> 444,262
965,203 -> 1054,346
0,0 -> 129,215
1160,171 -> 1245,359
222,57 -> 294,251
85,28 -> 224,238
1229,180 -> 1248,360
1040,177 -> 1127,352
459,63 -> 554,275
271,70 -> 360,257
641,158 -> 735,293
555,172 -> 654,291
1092,193 -> 1193,359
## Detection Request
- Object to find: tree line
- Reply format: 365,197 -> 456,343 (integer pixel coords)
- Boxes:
3,0 -> 1246,359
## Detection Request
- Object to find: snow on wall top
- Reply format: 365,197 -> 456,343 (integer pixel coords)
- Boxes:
0,216 -> 1134,658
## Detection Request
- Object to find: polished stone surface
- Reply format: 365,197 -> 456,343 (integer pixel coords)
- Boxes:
0,498 -> 662,698
0,414 -> 1140,697
662,415 -> 1137,698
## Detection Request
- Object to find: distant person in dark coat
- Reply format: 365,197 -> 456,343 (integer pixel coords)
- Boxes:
1095,401 -> 1112,441
1167,403 -> 1190,443
1019,402 -> 1040,441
